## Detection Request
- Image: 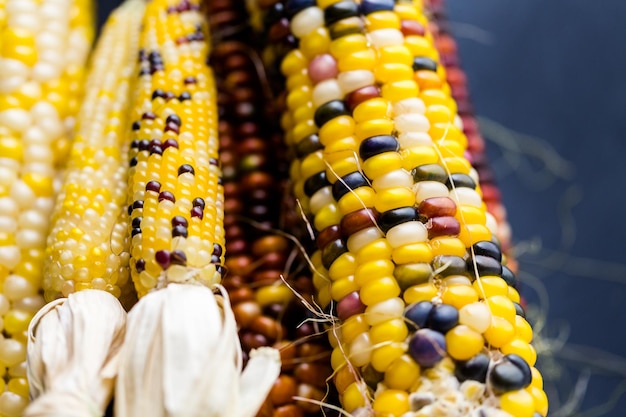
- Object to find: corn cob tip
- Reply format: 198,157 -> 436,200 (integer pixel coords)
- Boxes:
25,290 -> 126,417
115,283 -> 280,417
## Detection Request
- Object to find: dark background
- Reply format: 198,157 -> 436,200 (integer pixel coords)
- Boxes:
96,1 -> 626,415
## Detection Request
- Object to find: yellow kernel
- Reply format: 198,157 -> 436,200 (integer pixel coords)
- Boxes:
515,315 -> 534,343
22,173 -> 54,197
313,203 -> 342,231
365,11 -> 400,31
7,378 -> 28,398
353,98 -> 390,123
373,389 -> 409,417
3,310 -> 32,335
331,345 -> 347,370
341,314 -> 369,345
486,295 -> 517,323
281,49 -> 308,77
318,116 -> 355,146
455,205 -> 486,226
384,354 -> 420,390
354,118 -> 394,140
445,325 -> 484,360
483,316 -> 515,348
428,236 -> 466,257
362,153 -> 403,179
500,389 -> 535,417
337,187 -> 376,215
527,386 -> 549,416
401,146 -> 439,170
0,138 -> 22,161
331,276 -> 359,301
355,259 -> 395,286
508,286 -> 521,303
472,276 -> 508,298
403,283 -> 437,304
355,238 -> 393,263
374,63 -> 413,84
374,187 -> 415,213
391,242 -> 433,265
328,252 -> 356,281
342,382 -> 367,412
329,34 -> 368,59
381,80 -> 419,103
370,344 -> 405,373
300,27 -> 330,59
360,276 -> 400,306
369,319 -> 408,345
337,48 -> 377,72
458,224 -> 492,247
255,285 -> 293,307
441,284 -> 479,309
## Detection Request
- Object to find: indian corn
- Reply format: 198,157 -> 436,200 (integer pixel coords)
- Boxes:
43,0 -> 144,304
0,0 -> 92,415
273,1 -> 547,417
126,0 -> 225,295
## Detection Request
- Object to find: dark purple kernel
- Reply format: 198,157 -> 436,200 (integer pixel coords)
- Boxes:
165,91 -> 176,101
183,76 -> 197,84
408,328 -> 446,368
158,191 -> 175,203
152,89 -> 166,100
135,259 -> 145,273
138,139 -> 150,151
132,217 -> 142,228
131,227 -> 142,237
405,301 -> 433,331
130,140 -> 139,148
209,158 -> 218,166
171,216 -> 188,228
150,146 -> 163,155
132,200 -> 144,209
190,206 -> 203,219
132,121 -> 141,130
216,265 -> 225,276
217,177 -> 223,186
149,139 -> 162,150
155,250 -> 171,269
489,355 -> 532,394
426,303 -> 459,334
150,65 -> 164,74
172,225 -> 188,238
166,114 -> 182,126
127,205 -> 133,215
212,243 -> 223,257
171,250 -> 187,265
179,91 -> 192,101
163,123 -> 180,135
192,197 -> 205,209
163,139 -> 179,149
142,112 -> 156,120
211,254 -> 220,264
139,68 -> 150,76
178,164 -> 195,175
138,49 -> 147,61
129,157 -> 138,167
455,353 -> 490,383
166,5 -> 177,13
146,180 -> 161,193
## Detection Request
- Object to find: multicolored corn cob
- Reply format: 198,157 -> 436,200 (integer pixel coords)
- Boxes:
273,1 -> 547,417
126,0 -> 225,295
43,0 -> 143,305
206,1 -> 336,416
0,0 -> 93,414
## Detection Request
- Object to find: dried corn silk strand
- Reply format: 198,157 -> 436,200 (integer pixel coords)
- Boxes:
115,1 -> 279,416
0,0 -> 93,415
271,1 -> 548,417
206,1 -> 338,416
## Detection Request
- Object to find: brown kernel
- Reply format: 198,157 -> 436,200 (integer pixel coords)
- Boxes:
270,375 -> 298,406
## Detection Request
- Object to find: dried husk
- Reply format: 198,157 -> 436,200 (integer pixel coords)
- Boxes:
25,290 -> 127,417
115,283 -> 281,417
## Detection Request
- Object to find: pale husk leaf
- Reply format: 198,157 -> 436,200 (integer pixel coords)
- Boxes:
25,290 -> 127,417
115,283 -> 281,417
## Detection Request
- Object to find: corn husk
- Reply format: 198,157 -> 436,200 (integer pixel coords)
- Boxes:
115,283 -> 281,417
25,290 -> 127,417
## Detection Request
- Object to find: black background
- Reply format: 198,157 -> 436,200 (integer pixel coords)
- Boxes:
96,1 -> 626,415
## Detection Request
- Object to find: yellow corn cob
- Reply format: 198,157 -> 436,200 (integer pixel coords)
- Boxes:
126,0 -> 224,297
277,2 -> 548,417
43,0 -> 143,304
0,0 -> 93,415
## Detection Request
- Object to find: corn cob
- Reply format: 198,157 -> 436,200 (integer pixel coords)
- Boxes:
0,0 -> 92,415
24,2 -> 145,415
206,2 -> 337,415
42,0 -> 141,304
116,1 -> 280,416
274,1 -> 547,417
